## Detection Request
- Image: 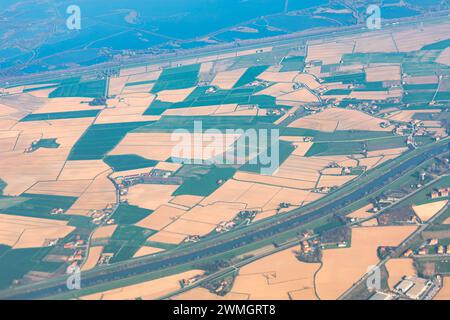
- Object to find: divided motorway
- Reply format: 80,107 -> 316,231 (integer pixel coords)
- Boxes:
1,140 -> 448,299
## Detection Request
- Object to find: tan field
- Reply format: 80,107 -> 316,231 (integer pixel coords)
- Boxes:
434,277 -> 450,300
436,47 -> 450,66
403,75 -> 438,85
365,65 -> 401,82
110,132 -> 240,162
273,154 -> 332,182
91,225 -> 118,240
321,167 -> 343,175
58,160 -> 111,180
351,88 -> 403,101
358,156 -> 384,170
82,246 -> 104,271
366,147 -> 407,157
172,287 -> 248,300
392,21 -> 450,52
0,214 -> 75,249
95,93 -> 156,124
127,70 -> 162,84
32,97 -> 103,114
289,108 -> 393,132
170,195 -> 204,209
353,33 -> 397,53
163,105 -> 220,116
0,118 -> 93,195
181,202 -> 245,225
154,161 -> 182,172
256,83 -> 296,97
219,248 -> 320,300
119,66 -> 148,77
211,68 -> 247,89
360,218 -> 379,227
146,230 -> 186,244
277,88 -> 319,103
347,204 -> 374,219
136,205 -> 187,230
108,76 -> 129,96
315,225 -> 417,300
124,184 -> 179,211
385,258 -> 416,290
156,87 -> 196,103
66,171 -> 115,216
200,179 -> 252,205
163,218 -> 216,237
388,109 -> 441,122
317,175 -> 357,188
294,74 -> 321,90
306,40 -> 355,65
442,217 -> 450,225
133,246 -> 164,258
412,200 -> 448,222
257,71 -> 299,83
26,180 -> 92,197
262,188 -> 313,211
233,171 -> 317,190
81,270 -> 204,300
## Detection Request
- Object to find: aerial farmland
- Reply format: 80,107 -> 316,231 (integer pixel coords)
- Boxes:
0,0 -> 449,303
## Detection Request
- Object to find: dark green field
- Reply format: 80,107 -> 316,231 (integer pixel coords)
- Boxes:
20,110 -> 100,122
103,154 -> 158,172
1,194 -> 77,220
105,225 -> 157,263
151,64 -> 200,93
68,121 -> 154,160
0,245 -> 53,289
173,166 -> 236,197
49,79 -> 107,98
233,65 -> 269,88
112,203 -> 154,225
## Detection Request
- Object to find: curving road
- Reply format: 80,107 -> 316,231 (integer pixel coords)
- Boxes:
1,140 -> 448,300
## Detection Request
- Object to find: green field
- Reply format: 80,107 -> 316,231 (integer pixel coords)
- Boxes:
0,245 -> 53,289
49,79 -> 107,98
151,64 -> 200,93
173,166 -> 236,197
1,194 -> 77,220
112,203 -> 154,225
103,154 -> 158,172
305,141 -> 365,157
233,65 -> 269,88
105,225 -> 157,263
280,56 -> 305,72
321,72 -> 366,84
68,121 -> 154,160
20,110 -> 100,122
342,52 -> 405,65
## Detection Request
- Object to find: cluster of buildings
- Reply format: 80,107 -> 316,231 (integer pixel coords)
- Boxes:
64,238 -> 86,266
404,238 -> 450,257
98,253 -> 114,266
215,210 -> 258,233
114,169 -> 182,196
370,275 -> 442,300
431,187 -> 450,199
89,204 -> 116,225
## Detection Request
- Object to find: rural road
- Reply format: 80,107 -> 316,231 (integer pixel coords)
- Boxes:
0,139 -> 448,300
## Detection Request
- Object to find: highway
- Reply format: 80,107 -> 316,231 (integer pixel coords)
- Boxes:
0,139 -> 448,300
1,12 -> 449,87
